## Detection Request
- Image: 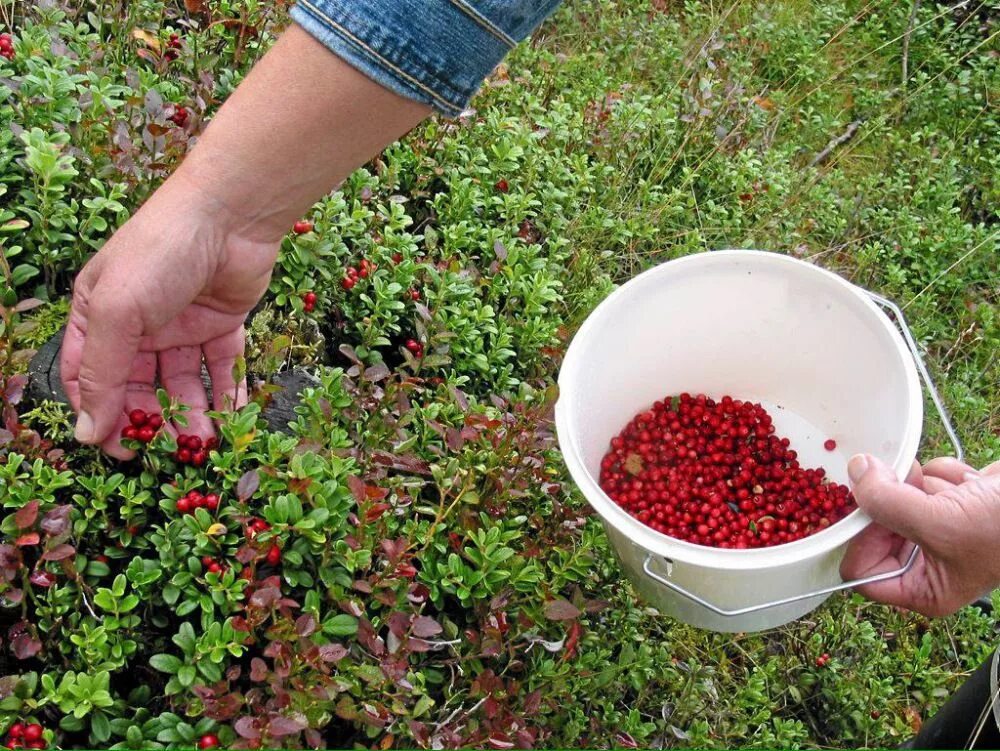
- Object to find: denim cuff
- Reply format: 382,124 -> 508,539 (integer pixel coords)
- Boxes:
290,0 -> 559,117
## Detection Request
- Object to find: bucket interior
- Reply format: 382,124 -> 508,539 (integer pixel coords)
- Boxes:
560,251 -> 921,518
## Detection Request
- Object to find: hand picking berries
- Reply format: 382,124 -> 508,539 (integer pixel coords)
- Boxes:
599,393 -> 856,549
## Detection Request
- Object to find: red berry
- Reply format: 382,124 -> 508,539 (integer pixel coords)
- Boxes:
391,252 -> 403,264
203,493 -> 220,511
823,439 -> 837,451
266,544 -> 281,566
176,497 -> 192,514
169,106 -> 188,126
188,435 -> 203,451
293,220 -> 314,235
129,409 -> 148,427
240,567 -> 253,580
303,291 -> 317,304
207,562 -> 222,574
341,276 -> 356,290
192,450 -> 207,467
122,426 -> 138,441
22,727 -> 41,744
9,724 -> 25,739
405,339 -> 421,353
495,179 -> 509,193
138,426 -> 155,443
198,734 -> 220,750
204,436 -> 218,451
176,448 -> 191,464
408,288 -> 420,301
870,710 -> 881,720
95,555 -> 109,564
147,414 -> 164,430
5,741 -> 17,750
201,556 -> 214,567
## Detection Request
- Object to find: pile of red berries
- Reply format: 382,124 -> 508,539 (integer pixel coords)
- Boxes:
169,105 -> 188,127
599,393 -> 855,549
404,339 -> 424,358
301,291 -> 317,312
293,220 -> 314,235
121,409 -> 164,444
4,723 -> 45,749
0,34 -> 14,61
175,489 -> 220,515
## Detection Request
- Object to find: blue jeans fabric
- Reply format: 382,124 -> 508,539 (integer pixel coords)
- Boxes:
290,0 -> 562,117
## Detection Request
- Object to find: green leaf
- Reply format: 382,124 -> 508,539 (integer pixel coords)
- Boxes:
326,614 -> 358,637
91,711 -> 111,742
149,654 -> 182,673
177,665 -> 196,688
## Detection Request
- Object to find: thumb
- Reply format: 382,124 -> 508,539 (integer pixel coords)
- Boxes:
848,453 -> 933,543
73,288 -> 143,444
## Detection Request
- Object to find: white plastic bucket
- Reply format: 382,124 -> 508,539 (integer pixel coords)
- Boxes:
555,250 -> 924,632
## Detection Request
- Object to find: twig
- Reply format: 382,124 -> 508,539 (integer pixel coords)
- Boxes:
902,0 -> 922,86
809,120 -> 862,167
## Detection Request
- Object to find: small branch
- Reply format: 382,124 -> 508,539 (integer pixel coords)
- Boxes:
809,120 -> 862,168
902,0 -> 922,86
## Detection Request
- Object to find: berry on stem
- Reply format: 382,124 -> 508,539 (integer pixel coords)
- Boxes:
266,544 -> 281,566
293,220 -> 314,235
22,727 -> 41,744
198,734 -> 220,749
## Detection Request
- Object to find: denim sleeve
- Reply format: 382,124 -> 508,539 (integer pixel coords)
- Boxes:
290,0 -> 563,117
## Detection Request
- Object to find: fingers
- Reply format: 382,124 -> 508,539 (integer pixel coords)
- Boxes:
981,460 -> 1000,476
848,454 -> 934,543
923,457 -> 979,485
99,352 -> 165,460
72,287 -> 144,444
158,346 -> 214,439
203,328 -> 248,414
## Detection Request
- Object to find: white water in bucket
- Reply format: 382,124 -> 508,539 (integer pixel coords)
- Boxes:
555,250 -> 923,632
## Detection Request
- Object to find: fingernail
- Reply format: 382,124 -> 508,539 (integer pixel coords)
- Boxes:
74,412 -> 96,443
847,454 -> 870,485
963,471 -> 981,483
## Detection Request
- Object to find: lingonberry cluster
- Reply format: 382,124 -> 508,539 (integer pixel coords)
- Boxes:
120,409 -> 164,444
201,555 -> 227,575
293,220 -> 314,235
599,393 -> 855,549
301,291 -> 317,312
246,517 -> 270,539
169,105 -> 188,127
0,34 -> 14,61
4,723 -> 46,749
341,258 -> 377,290
175,489 -> 220,515
164,32 -> 182,61
815,652 -> 831,667
174,435 -> 216,467
404,339 -> 424,358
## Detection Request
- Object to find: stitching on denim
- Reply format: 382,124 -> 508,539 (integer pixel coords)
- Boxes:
444,0 -> 516,47
296,0 -> 463,114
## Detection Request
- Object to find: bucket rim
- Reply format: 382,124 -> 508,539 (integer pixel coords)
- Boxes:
555,248 -> 924,571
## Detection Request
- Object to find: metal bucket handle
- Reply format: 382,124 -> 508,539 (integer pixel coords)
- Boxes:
641,289 -> 963,618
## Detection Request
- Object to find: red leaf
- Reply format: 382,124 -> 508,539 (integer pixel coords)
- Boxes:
347,476 -> 366,503
234,717 -> 261,740
13,500 -> 39,530
543,599 -> 581,621
318,643 -> 347,663
41,544 -> 75,561
237,469 -> 260,501
250,658 -> 268,681
411,616 -> 442,638
295,614 -> 317,637
14,533 -> 39,548
11,632 -> 41,659
563,620 -> 582,660
267,715 -> 306,737
40,506 -> 71,536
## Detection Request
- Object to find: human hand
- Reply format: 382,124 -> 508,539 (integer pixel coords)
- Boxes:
60,171 -> 279,459
841,454 -> 1000,617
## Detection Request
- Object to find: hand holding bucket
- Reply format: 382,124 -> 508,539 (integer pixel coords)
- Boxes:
554,249 -> 963,632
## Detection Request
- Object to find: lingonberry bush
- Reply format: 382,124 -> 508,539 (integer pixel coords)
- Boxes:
0,0 -> 997,749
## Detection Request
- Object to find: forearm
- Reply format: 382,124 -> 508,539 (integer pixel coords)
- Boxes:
174,23 -> 431,243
